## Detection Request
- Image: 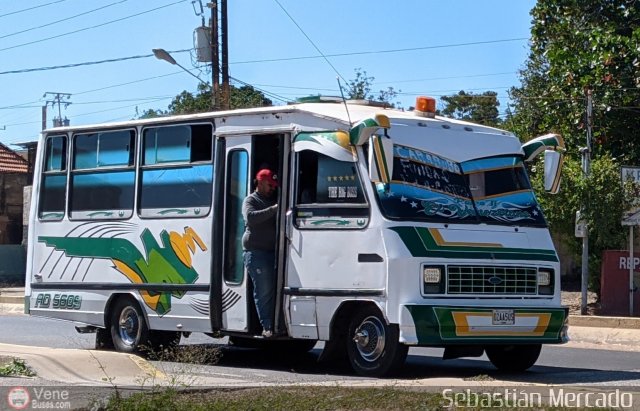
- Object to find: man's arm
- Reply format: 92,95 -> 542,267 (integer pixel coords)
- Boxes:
243,196 -> 277,226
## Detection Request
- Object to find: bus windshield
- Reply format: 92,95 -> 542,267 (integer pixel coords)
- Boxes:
374,144 -> 547,227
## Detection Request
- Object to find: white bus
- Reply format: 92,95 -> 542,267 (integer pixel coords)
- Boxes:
25,96 -> 567,376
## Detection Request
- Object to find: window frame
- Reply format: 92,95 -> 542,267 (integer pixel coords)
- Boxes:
68,128 -> 137,221
138,122 -> 214,219
38,134 -> 68,222
293,148 -> 370,231
223,148 -> 249,285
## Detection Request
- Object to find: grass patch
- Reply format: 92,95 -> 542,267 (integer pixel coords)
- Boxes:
0,357 -> 36,377
99,386 -> 445,411
142,344 -> 223,365
464,374 -> 495,381
98,386 -> 604,411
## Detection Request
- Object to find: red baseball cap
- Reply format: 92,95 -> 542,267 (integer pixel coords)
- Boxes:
256,169 -> 278,187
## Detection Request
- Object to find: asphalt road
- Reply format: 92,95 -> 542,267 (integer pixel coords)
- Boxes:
2,314 -> 640,387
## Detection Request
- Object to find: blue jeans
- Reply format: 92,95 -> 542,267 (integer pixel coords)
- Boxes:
243,250 -> 275,331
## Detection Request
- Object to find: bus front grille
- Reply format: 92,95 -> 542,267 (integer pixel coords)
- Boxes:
447,266 -> 538,295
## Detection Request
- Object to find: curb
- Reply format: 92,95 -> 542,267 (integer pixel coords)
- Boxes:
568,314 -> 640,329
0,296 -> 22,304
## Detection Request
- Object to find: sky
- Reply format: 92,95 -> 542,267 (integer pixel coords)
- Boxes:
0,0 -> 537,147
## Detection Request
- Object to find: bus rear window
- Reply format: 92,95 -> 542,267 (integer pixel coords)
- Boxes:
39,135 -> 67,221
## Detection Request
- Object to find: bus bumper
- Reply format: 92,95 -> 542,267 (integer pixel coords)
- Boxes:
399,305 -> 569,346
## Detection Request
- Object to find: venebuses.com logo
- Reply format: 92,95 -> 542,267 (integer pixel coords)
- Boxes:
6,387 -> 30,410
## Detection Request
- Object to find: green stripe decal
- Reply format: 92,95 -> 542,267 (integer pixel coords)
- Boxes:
390,226 -> 558,262
405,305 -> 567,344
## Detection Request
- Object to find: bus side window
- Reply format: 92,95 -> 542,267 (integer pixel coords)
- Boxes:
316,155 -> 366,204
38,135 -> 67,221
296,151 -> 317,204
139,123 -> 213,218
296,151 -> 366,206
69,130 -> 135,220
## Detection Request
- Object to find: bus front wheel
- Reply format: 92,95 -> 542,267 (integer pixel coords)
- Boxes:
346,305 -> 408,377
485,344 -> 541,372
110,297 -> 151,354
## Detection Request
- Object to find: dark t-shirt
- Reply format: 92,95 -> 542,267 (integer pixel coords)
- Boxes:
242,191 -> 277,251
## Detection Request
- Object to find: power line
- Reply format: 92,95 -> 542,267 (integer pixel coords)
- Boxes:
0,0 -> 128,41
1,38 -> 528,76
0,0 -> 68,19
74,72 -> 186,96
0,49 -> 191,75
272,0 -> 347,84
230,76 -> 292,103
0,0 -> 186,53
375,72 -> 518,85
231,38 -> 529,65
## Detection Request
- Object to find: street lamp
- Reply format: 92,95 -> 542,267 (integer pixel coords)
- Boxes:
152,48 -> 205,84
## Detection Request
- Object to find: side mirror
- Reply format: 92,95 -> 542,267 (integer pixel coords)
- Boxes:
368,134 -> 394,184
544,149 -> 563,194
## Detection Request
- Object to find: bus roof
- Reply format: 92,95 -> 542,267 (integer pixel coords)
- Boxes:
41,101 -> 523,161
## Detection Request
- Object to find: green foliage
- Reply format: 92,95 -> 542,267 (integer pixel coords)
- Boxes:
440,90 -> 502,127
103,387 -> 446,411
531,154 -> 635,289
138,82 -> 273,118
509,0 -> 640,291
135,108 -> 167,119
343,68 -> 401,107
509,0 -> 640,162
0,357 -> 35,377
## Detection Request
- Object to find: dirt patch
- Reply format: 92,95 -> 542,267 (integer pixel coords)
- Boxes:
561,279 -> 599,315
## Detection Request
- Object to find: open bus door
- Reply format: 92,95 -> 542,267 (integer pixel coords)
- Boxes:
211,133 -> 287,336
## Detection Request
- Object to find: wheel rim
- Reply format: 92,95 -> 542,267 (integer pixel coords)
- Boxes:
118,306 -> 140,346
352,315 -> 385,362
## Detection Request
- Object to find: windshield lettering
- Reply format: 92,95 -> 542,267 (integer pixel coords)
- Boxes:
376,143 -> 546,227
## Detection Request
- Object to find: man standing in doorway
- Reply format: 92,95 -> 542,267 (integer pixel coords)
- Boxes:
242,169 -> 278,337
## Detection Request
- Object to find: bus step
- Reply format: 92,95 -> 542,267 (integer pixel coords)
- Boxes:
75,325 -> 98,334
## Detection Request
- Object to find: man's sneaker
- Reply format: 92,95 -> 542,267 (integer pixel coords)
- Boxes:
262,329 -> 273,338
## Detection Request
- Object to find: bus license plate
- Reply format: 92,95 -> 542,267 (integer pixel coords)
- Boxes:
492,309 -> 515,325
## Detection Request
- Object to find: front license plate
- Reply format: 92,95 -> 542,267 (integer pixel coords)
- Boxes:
492,309 -> 515,325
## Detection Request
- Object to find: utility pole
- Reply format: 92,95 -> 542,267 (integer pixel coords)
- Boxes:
43,92 -> 72,128
581,87 -> 593,315
221,0 -> 229,110
208,0 -> 229,110
210,1 -> 219,110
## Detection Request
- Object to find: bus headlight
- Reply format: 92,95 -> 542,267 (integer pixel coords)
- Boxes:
423,267 -> 441,283
423,266 -> 445,294
538,268 -> 554,295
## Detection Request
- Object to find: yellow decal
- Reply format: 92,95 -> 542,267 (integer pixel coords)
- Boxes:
113,259 -> 160,312
451,312 -> 551,337
429,228 -> 503,248
170,227 -> 207,268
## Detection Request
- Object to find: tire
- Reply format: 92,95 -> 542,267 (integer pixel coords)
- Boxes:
110,297 -> 152,354
485,344 -> 541,372
346,305 -> 408,377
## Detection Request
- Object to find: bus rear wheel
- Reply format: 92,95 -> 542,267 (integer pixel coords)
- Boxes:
346,305 -> 408,377
110,297 -> 151,354
485,344 -> 541,372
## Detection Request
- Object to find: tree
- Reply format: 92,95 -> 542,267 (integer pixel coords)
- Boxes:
342,68 -> 401,107
138,82 -> 272,118
508,0 -> 640,289
135,107 -> 167,119
440,90 -> 501,127
510,0 -> 640,160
